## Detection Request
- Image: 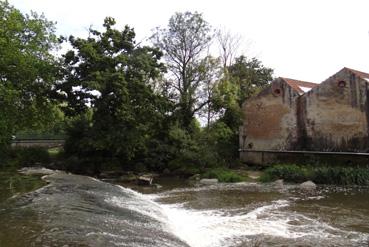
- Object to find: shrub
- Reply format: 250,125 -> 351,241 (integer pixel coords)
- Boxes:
203,168 -> 246,183
260,164 -> 310,183
312,166 -> 369,185
0,146 -> 51,169
260,164 -> 369,185
11,147 -> 51,166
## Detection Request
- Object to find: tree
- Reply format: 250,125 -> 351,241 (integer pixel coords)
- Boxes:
0,1 -> 60,148
59,17 -> 168,172
209,56 -> 274,163
217,28 -> 242,69
228,56 -> 273,107
198,56 -> 222,127
151,11 -> 214,129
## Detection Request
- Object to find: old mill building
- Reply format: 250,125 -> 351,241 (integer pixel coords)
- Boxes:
240,67 -> 369,164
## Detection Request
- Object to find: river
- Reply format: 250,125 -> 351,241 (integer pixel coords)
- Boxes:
0,169 -> 368,246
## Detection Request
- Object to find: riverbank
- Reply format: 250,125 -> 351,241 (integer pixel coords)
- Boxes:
3,146 -> 369,187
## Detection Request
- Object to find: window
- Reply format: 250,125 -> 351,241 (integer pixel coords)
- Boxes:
337,80 -> 346,88
273,88 -> 281,96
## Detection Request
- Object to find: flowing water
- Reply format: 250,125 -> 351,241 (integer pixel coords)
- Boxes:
0,170 -> 369,247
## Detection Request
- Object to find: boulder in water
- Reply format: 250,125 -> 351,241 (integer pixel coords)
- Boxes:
199,178 -> 218,185
300,180 -> 317,190
189,174 -> 201,181
119,173 -> 137,183
137,175 -> 153,186
18,167 -> 56,176
274,179 -> 284,188
152,183 -> 162,189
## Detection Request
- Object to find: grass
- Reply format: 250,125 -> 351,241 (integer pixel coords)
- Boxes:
260,164 -> 369,185
202,168 -> 247,183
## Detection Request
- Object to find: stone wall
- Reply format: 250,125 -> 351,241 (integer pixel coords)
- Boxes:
240,78 -> 300,151
240,68 -> 369,164
296,69 -> 369,151
241,150 -> 369,167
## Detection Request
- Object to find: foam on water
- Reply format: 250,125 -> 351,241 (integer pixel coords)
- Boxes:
107,184 -> 369,247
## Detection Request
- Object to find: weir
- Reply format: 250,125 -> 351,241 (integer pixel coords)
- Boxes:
0,169 -> 368,247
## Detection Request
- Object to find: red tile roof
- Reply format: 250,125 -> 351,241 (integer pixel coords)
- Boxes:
344,67 -> 369,80
281,77 -> 318,94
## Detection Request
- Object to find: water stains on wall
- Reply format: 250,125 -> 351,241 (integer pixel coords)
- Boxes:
241,67 -> 369,155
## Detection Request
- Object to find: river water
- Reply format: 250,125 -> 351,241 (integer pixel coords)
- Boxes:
0,170 -> 368,247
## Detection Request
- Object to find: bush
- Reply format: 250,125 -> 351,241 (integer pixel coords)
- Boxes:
0,146 -> 51,168
203,168 -> 246,183
260,164 -> 310,183
312,166 -> 369,185
260,164 -> 369,185
13,147 -> 50,166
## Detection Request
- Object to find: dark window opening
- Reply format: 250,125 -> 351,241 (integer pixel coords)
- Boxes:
273,88 -> 281,95
338,80 -> 346,88
247,143 -> 253,149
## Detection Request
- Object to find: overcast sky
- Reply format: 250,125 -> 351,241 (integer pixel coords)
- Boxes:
9,0 -> 369,83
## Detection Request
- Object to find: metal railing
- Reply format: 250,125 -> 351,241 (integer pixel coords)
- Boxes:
239,149 -> 369,156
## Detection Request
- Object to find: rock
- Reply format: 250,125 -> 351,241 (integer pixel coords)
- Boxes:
137,175 -> 153,186
300,180 -> 317,190
18,167 -> 56,176
119,174 -> 137,183
99,170 -> 127,179
189,174 -> 201,181
152,183 -> 162,189
274,179 -> 284,188
162,168 -> 171,175
199,178 -> 218,185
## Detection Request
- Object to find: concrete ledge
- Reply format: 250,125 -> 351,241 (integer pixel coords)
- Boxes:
240,149 -> 369,166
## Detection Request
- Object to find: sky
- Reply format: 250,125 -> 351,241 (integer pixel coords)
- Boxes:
9,0 -> 369,83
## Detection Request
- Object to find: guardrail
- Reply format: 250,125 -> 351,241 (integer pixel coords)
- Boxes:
11,139 -> 65,148
239,149 -> 369,156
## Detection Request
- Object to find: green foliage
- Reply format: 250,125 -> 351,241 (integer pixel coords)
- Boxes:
152,11 -> 215,129
260,164 -> 310,183
0,147 -> 50,169
312,167 -> 369,185
59,18 -> 169,173
0,1 -> 60,148
202,122 -> 238,166
260,164 -> 369,185
203,168 -> 245,183
162,121 -> 239,174
210,56 -> 274,164
228,56 -> 273,106
167,123 -> 202,170
15,106 -> 68,140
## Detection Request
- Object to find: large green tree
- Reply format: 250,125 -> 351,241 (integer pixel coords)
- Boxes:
152,11 -> 214,129
214,56 -> 273,129
0,1 -> 60,147
206,56 -> 273,164
59,17 -> 168,172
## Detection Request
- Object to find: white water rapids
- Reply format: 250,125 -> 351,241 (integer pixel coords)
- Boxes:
3,170 -> 368,247
107,185 -> 369,247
